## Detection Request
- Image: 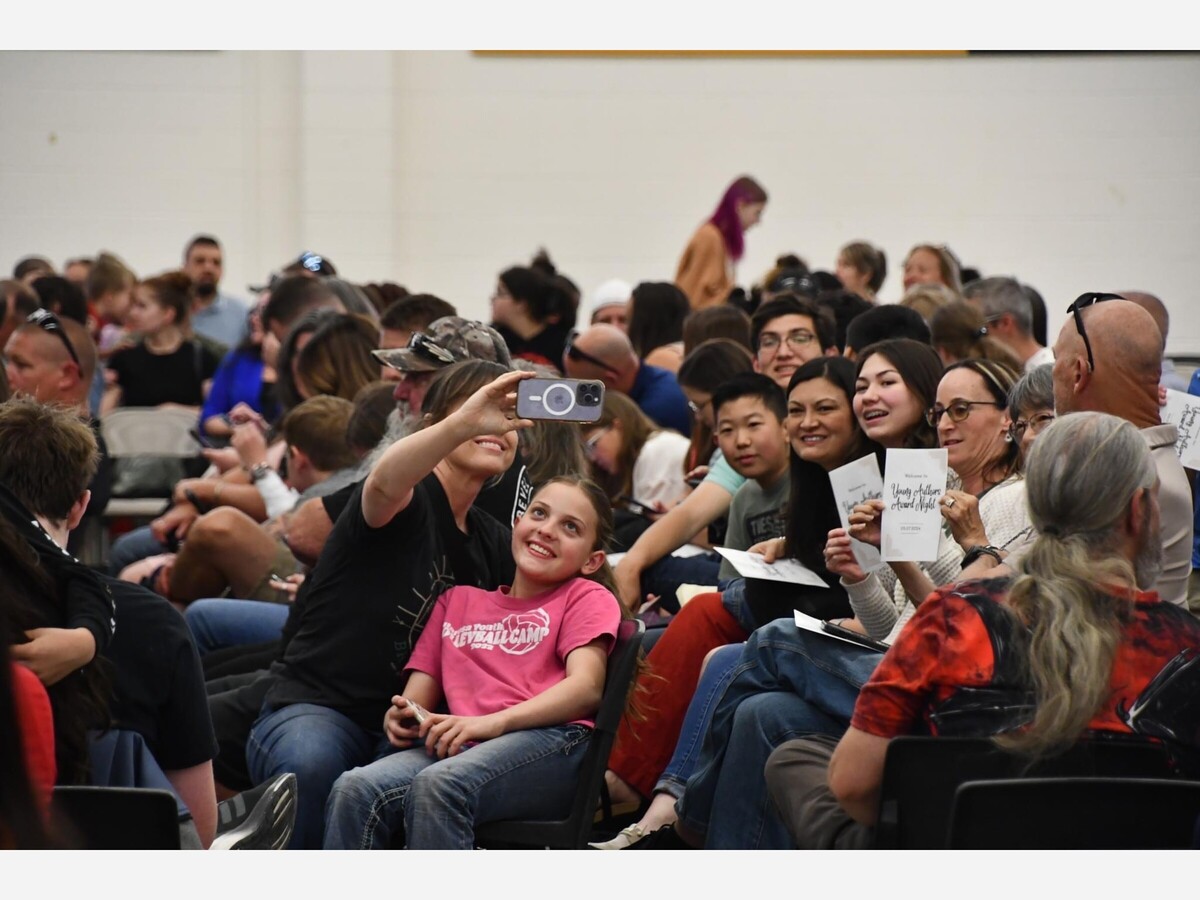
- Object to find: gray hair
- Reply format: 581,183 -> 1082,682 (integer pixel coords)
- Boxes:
964,276 -> 1033,336
998,411 -> 1158,760
1008,363 -> 1055,418
1023,411 -> 1155,543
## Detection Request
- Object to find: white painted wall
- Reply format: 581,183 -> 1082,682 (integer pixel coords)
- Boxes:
3,51 -> 1198,350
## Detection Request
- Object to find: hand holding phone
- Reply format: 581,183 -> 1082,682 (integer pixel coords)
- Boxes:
188,428 -> 214,449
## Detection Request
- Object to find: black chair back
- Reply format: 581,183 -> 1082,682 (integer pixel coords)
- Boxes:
875,734 -> 1173,848
475,617 -> 645,849
950,777 -> 1200,849
52,786 -> 182,849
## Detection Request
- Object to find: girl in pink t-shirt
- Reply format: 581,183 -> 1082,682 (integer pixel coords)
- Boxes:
323,476 -> 624,850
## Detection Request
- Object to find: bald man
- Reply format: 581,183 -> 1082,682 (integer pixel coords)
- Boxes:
1119,290 -> 1188,392
1052,297 -> 1192,608
563,323 -> 691,435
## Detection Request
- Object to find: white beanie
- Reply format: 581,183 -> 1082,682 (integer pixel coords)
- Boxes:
586,278 -> 633,323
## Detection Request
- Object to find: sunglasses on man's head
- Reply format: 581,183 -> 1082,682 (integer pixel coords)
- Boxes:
407,331 -> 457,366
26,308 -> 82,371
1066,292 -> 1124,372
565,333 -> 618,375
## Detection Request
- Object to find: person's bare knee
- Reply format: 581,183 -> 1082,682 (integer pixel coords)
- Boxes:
187,506 -> 258,555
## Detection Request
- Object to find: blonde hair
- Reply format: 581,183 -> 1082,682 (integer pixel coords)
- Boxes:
899,282 -> 960,324
996,412 -> 1156,760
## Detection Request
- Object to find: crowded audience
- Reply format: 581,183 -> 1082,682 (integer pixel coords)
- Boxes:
3,209 -> 1199,855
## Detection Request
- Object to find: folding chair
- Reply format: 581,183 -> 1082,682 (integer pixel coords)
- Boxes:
475,618 -> 645,849
874,734 -> 1173,848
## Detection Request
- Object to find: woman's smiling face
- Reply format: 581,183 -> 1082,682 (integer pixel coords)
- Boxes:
853,352 -> 926,449
787,376 -> 858,471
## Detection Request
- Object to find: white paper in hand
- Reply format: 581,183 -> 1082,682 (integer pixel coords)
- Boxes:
714,547 -> 828,588
1160,390 -> 1200,470
881,448 -> 948,562
827,454 -> 886,573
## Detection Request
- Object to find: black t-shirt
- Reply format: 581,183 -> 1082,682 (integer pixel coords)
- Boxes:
493,321 -> 572,373
100,576 -> 218,771
108,339 -> 221,407
263,473 -> 515,731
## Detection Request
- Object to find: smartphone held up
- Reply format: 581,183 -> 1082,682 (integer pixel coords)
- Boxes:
516,377 -> 605,423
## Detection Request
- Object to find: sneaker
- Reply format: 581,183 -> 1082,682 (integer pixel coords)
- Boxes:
210,773 -> 297,850
589,823 -> 648,850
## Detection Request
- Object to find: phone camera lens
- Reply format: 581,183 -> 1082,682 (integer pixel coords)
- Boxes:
578,383 -> 601,406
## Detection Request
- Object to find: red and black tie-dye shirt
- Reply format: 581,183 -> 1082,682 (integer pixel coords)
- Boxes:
851,576 -> 1200,742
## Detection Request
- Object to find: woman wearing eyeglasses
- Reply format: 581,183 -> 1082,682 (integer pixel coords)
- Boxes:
830,356 -> 1029,644
582,392 -> 690,547
1006,364 -> 1056,462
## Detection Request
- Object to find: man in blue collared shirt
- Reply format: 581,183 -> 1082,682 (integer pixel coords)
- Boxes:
184,234 -> 249,352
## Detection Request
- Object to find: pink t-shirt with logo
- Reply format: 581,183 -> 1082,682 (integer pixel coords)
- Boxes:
405,578 -> 622,728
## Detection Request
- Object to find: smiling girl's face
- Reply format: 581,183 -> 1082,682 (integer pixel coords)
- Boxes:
853,352 -> 926,449
511,481 -> 605,591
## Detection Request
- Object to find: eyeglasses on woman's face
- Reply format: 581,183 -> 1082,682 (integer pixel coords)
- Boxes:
1009,411 -> 1055,442
925,399 -> 1003,428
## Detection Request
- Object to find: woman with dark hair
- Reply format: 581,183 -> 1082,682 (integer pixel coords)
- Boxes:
274,308 -> 340,416
675,176 -> 769,310
103,270 -> 222,413
201,291 -> 281,439
490,251 -> 577,372
294,313 -> 380,403
584,390 -> 690,519
626,282 -> 690,373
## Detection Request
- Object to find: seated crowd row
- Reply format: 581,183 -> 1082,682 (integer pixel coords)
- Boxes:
2,232 -> 1199,851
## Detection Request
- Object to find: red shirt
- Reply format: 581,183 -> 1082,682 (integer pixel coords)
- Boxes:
851,577 -> 1200,741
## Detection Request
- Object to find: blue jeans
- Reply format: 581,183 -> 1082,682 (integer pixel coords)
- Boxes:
641,551 -> 722,613
186,598 -> 290,657
108,524 -> 168,576
656,643 -> 743,799
675,618 -> 884,849
323,724 -> 592,849
246,703 -> 388,850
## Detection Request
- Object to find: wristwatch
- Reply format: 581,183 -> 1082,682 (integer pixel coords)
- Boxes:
249,461 -> 273,482
961,544 -> 1002,569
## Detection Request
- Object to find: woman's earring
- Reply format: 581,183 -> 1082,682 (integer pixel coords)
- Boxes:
1004,432 -> 1013,443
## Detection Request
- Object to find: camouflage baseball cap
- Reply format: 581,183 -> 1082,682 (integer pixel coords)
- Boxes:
373,316 -> 513,373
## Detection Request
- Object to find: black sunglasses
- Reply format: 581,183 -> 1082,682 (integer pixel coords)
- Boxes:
26,309 -> 82,371
1066,292 -> 1124,372
407,331 -> 457,366
564,333 -> 618,375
